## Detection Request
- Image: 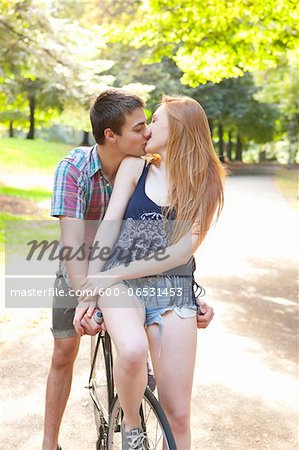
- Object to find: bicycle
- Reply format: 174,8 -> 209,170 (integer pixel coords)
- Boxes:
88,330 -> 177,449
87,282 -> 205,449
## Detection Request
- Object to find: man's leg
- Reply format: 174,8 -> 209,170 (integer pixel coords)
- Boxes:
42,334 -> 80,450
43,274 -> 80,450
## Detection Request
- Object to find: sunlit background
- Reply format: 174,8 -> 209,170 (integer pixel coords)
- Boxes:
0,1 -> 298,449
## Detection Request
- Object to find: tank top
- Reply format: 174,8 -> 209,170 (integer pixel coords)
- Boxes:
124,162 -> 164,221
105,164 -> 195,277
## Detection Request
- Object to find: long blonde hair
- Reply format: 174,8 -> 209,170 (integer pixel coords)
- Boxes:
162,95 -> 225,245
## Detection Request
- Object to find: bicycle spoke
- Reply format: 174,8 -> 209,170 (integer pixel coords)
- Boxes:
108,390 -> 176,449
142,401 -> 164,447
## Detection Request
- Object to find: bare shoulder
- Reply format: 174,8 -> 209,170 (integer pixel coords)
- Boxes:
118,156 -> 145,185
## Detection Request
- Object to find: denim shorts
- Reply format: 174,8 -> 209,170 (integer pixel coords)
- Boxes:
51,272 -> 77,339
143,304 -> 197,357
122,275 -> 198,330
145,304 -> 197,327
51,273 -> 199,339
123,275 -> 196,307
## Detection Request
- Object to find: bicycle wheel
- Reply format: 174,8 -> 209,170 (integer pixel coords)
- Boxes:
107,388 -> 177,450
90,333 -> 114,449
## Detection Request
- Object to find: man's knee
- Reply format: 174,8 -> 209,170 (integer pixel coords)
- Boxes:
51,336 -> 80,369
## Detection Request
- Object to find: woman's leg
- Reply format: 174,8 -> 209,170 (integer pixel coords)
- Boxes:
146,311 -> 197,450
99,283 -> 148,430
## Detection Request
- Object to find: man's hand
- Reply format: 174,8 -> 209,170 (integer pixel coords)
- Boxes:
196,298 -> 214,329
80,309 -> 106,336
73,298 -> 97,336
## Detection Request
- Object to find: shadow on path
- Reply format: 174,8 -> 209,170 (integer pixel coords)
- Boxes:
203,258 -> 298,369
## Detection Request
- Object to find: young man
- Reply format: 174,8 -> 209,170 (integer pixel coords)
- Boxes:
43,89 -> 214,450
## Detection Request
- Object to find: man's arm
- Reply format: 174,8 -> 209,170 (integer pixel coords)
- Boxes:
51,157 -> 102,335
59,217 -> 88,293
60,217 -> 105,335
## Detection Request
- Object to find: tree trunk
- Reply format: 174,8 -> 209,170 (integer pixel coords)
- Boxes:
208,117 -> 214,137
227,129 -> 232,161
9,121 -> 14,138
80,130 -> 90,146
235,132 -> 243,161
26,94 -> 35,139
218,122 -> 225,162
288,114 -> 298,164
258,149 -> 266,162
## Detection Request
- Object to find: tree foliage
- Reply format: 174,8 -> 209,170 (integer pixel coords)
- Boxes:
108,0 -> 299,86
0,0 -> 113,137
254,49 -> 299,162
0,0 -> 297,159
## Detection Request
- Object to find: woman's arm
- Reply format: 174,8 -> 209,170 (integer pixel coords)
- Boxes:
73,157 -> 144,334
87,157 -> 144,276
80,228 -> 201,294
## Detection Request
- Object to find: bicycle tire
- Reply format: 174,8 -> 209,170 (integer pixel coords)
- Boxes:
107,388 -> 177,450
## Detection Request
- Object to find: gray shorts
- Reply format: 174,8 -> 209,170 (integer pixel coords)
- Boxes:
51,272 -> 78,339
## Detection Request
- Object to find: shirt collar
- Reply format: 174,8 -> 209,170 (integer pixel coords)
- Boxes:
89,144 -> 102,177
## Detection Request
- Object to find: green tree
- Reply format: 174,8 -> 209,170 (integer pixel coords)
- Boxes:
98,40 -> 187,110
254,50 -> 299,163
0,0 -> 112,139
0,0 -> 73,137
0,75 -> 28,137
192,75 -> 279,160
108,0 -> 298,86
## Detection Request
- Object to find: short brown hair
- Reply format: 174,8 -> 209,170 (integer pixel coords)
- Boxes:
90,89 -> 145,145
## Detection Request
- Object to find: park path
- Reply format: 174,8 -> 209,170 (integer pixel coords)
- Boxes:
192,170 -> 298,449
0,170 -> 298,449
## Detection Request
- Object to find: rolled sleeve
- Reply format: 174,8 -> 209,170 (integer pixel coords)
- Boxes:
51,160 -> 86,219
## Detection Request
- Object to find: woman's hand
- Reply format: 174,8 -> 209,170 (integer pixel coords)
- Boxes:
196,298 -> 214,329
79,272 -> 119,302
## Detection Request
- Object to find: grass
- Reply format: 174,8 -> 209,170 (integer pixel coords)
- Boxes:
0,212 -> 28,251
275,168 -> 298,210
5,220 -> 59,256
0,137 -> 72,174
0,138 -> 71,259
0,185 -> 52,202
0,212 -> 50,243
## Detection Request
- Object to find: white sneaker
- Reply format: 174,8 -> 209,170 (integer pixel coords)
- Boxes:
121,423 -> 150,450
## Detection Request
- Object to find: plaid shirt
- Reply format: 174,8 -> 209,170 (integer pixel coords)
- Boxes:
51,144 -> 112,220
51,145 -> 113,286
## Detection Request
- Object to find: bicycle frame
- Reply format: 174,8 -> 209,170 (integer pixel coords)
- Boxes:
88,332 -> 115,436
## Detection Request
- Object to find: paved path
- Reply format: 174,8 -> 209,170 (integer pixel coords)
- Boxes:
192,172 -> 298,449
0,172 -> 298,449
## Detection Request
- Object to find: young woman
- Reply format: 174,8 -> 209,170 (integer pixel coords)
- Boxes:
74,95 -> 225,449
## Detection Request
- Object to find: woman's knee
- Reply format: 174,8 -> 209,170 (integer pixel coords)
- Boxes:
51,337 -> 79,369
117,341 -> 148,373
